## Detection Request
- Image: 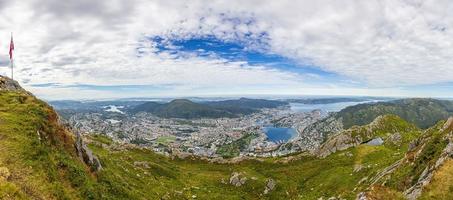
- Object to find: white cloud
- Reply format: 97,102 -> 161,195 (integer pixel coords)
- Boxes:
0,0 -> 452,99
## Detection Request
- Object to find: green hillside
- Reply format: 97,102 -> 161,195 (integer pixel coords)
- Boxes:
0,91 -> 99,199
336,98 -> 453,129
131,98 -> 288,119
131,99 -> 236,119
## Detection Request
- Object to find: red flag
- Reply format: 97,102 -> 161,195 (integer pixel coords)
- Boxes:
9,34 -> 14,60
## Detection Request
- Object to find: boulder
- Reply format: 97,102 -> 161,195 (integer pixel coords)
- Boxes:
0,167 -> 10,180
263,178 -> 276,194
229,172 -> 247,187
366,137 -> 384,146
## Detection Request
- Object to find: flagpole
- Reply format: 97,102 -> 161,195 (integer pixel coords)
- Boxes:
9,32 -> 13,80
10,59 -> 13,80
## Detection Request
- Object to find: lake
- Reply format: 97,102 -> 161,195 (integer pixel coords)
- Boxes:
290,101 -> 377,112
263,127 -> 298,143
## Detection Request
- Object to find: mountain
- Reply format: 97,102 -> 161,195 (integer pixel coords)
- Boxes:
292,98 -> 453,153
204,97 -> 288,109
4,75 -> 453,199
131,99 -> 236,118
336,98 -> 453,129
285,97 -> 372,104
131,98 -> 288,118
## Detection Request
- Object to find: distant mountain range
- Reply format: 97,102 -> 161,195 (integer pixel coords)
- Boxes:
285,97 -> 368,104
130,98 -> 288,118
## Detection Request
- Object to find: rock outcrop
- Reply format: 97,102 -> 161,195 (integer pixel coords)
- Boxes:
75,131 -> 103,172
0,76 -> 24,91
0,167 -> 10,181
403,118 -> 453,200
264,178 -> 276,194
229,172 -> 247,187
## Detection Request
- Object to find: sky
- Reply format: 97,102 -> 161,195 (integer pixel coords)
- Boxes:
0,0 -> 453,100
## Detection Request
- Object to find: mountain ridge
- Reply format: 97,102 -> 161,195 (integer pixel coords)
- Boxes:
130,98 -> 288,118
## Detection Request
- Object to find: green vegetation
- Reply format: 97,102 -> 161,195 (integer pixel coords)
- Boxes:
383,121 -> 449,191
216,133 -> 258,158
131,99 -> 236,118
0,91 -> 99,199
419,159 -> 453,199
337,98 -> 453,129
86,131 -> 414,199
156,135 -> 176,145
2,87 -> 453,199
131,98 -> 288,119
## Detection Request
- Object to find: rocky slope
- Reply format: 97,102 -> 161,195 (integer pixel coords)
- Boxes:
0,76 -> 103,199
358,117 -> 453,199
315,115 -> 419,158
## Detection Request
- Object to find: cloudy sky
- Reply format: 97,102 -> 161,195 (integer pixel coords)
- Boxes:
0,0 -> 453,100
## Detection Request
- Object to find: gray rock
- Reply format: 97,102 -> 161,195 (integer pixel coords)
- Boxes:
353,164 -> 363,172
356,192 -> 368,200
386,133 -> 402,145
0,76 -> 24,91
264,178 -> 276,194
229,172 -> 247,187
75,131 -> 103,172
404,141 -> 453,200
366,137 -> 383,146
0,167 -> 10,180
134,161 -> 150,169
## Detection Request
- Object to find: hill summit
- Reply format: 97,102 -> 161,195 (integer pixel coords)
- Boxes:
0,76 -> 25,92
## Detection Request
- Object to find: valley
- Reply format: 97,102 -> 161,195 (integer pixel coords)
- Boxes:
53,99 -> 327,158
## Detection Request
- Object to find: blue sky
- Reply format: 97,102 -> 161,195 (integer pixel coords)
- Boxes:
146,35 -> 344,83
2,1 -> 453,100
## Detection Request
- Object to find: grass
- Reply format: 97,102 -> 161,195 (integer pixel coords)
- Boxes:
85,131 -> 414,200
0,91 -> 99,199
419,159 -> 453,199
216,133 -> 258,158
0,90 -> 445,199
156,136 -> 176,145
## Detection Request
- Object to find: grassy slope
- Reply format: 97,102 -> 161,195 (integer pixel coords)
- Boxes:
337,98 -> 453,129
419,159 -> 453,199
88,116 -> 419,199
363,119 -> 453,199
0,91 -> 99,199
